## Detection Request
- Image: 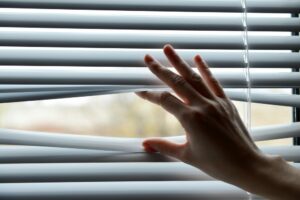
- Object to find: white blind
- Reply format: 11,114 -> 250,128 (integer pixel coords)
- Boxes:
0,0 -> 299,199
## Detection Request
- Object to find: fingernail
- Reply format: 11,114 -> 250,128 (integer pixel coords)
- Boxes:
145,55 -> 160,72
195,55 -> 202,63
144,54 -> 154,63
143,143 -> 157,153
164,44 -> 175,55
145,145 -> 157,153
164,44 -> 173,50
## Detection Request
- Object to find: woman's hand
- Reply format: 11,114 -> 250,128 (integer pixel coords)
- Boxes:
136,45 -> 300,200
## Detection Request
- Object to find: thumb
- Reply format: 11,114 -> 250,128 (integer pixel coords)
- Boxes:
143,138 -> 184,159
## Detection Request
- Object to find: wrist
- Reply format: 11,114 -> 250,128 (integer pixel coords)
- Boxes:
241,152 -> 300,199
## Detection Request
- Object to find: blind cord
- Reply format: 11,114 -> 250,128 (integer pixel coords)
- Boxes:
241,0 -> 252,131
241,0 -> 253,199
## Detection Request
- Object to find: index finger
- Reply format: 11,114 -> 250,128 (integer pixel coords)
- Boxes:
145,54 -> 204,104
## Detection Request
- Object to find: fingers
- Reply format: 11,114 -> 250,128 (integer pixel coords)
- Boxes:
194,55 -> 227,98
163,45 -> 214,99
144,54 -> 203,104
135,91 -> 186,119
143,138 -> 185,160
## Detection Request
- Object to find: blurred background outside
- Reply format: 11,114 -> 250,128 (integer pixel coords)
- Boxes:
0,87 -> 292,147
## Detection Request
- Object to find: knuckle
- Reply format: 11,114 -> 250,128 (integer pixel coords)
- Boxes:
148,60 -> 155,66
203,102 -> 220,113
178,109 -> 190,120
171,74 -> 186,86
203,101 -> 234,119
191,72 -> 202,82
149,63 -> 161,73
182,108 -> 203,121
160,92 -> 172,104
189,109 -> 203,119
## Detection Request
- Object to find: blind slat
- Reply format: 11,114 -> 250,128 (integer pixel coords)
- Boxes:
0,162 -> 211,182
1,145 -> 299,163
0,146 -> 175,163
0,181 -> 249,200
0,82 -> 297,108
0,85 -> 298,107
226,91 -> 300,108
262,146 -> 300,162
0,90 -> 120,103
252,123 -> 300,141
1,160 -> 299,182
0,88 -> 299,108
1,48 -> 299,68
0,69 -> 298,88
1,9 -> 299,31
0,128 -> 184,152
1,123 -> 299,151
0,0 -> 299,13
2,29 -> 300,50
0,84 -> 155,93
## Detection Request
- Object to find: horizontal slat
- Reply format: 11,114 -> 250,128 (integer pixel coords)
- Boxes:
0,0 -> 299,13
0,159 -> 299,182
0,85 -> 154,103
0,87 -> 297,107
226,91 -> 300,107
0,84 -> 161,93
1,48 -> 299,68
248,36 -> 300,50
0,181 -> 250,200
1,29 -> 300,50
1,9 -> 299,31
0,84 -> 298,108
1,85 -> 299,104
252,122 -> 300,141
0,128 -> 184,152
0,88 -> 299,108
0,160 -> 298,185
0,162 -> 211,182
1,145 -> 299,163
0,90 -> 120,103
0,146 -> 175,163
0,68 -> 298,88
262,146 -> 300,162
1,123 -> 300,151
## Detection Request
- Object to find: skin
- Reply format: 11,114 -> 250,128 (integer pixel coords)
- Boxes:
136,44 -> 300,200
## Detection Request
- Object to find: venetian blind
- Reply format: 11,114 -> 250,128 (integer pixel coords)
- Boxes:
0,0 -> 299,199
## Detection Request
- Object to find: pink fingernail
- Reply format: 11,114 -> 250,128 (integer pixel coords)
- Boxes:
143,143 -> 157,153
145,54 -> 154,63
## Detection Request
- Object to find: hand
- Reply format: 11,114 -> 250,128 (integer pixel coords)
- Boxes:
136,45 -> 300,200
136,44 -> 260,182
